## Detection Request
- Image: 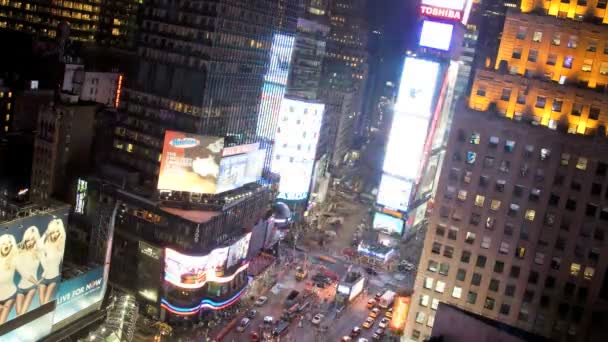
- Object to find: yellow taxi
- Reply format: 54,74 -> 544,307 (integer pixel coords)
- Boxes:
384,307 -> 393,318
369,307 -> 381,318
362,317 -> 375,329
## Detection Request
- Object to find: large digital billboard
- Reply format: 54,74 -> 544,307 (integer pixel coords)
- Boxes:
0,207 -> 68,328
53,266 -> 104,326
373,212 -> 405,236
271,98 -> 325,201
376,174 -> 413,212
157,131 -> 224,193
164,233 -> 251,289
256,33 -> 295,140
419,20 -> 454,51
421,0 -> 466,10
394,58 -> 440,116
383,115 -> 431,180
420,0 -> 473,24
217,149 -> 265,194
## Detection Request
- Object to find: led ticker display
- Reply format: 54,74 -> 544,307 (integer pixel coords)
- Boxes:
271,98 -> 325,201
164,233 -> 251,289
265,34 -> 296,86
157,131 -> 224,193
389,295 -> 411,333
373,212 -> 405,236
419,20 -> 454,51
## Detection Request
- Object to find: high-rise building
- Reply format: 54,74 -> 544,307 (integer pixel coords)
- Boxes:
406,1 -> 608,341
0,0 -> 141,47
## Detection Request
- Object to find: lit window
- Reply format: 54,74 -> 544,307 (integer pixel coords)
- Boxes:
470,132 -> 480,144
7,92 -> 11,98
552,99 -> 563,112
532,31 -> 543,43
525,209 -> 536,221
576,157 -> 588,170
474,195 -> 485,207
466,151 -> 477,164
561,153 -> 570,165
552,32 -> 561,46
563,55 -> 573,69
481,236 -> 491,249
4,114 -> 8,122
516,246 -> 526,259
452,286 -> 462,299
499,242 -> 510,254
424,277 -> 434,289
568,35 -> 578,48
465,232 -> 476,244
534,252 -> 545,265
600,62 -> 608,75
570,263 -> 581,276
431,298 -> 439,310
582,59 -> 593,72
458,190 -> 468,201
435,281 -> 445,293
584,266 -> 595,280
505,140 -> 516,152
490,199 -> 501,211
126,143 -> 134,153
540,148 -> 551,160
427,315 -> 435,328
415,311 -> 426,324
420,294 -> 430,307
489,136 -> 499,147
3,126 -> 7,132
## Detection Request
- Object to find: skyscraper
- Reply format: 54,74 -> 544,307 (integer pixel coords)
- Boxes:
406,1 -> 608,341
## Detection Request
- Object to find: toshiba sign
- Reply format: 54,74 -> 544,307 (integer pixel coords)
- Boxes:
420,5 -> 462,21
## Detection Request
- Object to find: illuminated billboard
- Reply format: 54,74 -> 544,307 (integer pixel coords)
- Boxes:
421,0 -> 466,10
0,207 -> 68,328
164,233 -> 251,289
389,295 -> 411,333
376,174 -> 413,211
265,33 -> 296,85
53,266 -> 104,326
394,58 -> 440,116
373,212 -> 405,236
420,5 -> 462,21
256,33 -> 295,140
217,149 -> 265,194
383,115 -> 431,179
158,131 -> 224,193
271,98 -> 325,201
419,20 -> 454,51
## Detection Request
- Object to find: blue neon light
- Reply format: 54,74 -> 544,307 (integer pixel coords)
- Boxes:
161,277 -> 251,313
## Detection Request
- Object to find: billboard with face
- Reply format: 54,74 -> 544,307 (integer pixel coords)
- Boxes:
157,131 -> 224,193
0,207 -> 68,329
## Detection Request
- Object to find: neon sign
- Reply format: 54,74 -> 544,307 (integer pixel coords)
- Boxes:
419,5 -> 462,21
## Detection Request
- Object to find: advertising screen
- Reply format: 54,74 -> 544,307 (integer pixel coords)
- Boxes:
376,174 -> 413,212
157,131 -> 224,193
217,150 -> 265,194
53,266 -> 104,325
257,82 -> 287,140
419,20 -> 454,51
373,212 -> 405,236
265,34 -> 296,86
394,58 -> 440,116
271,98 -> 325,201
383,115 -> 430,179
0,207 -> 68,329
165,237 -> 250,289
226,233 -> 251,269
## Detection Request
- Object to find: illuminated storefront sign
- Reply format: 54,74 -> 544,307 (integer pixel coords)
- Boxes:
271,98 -> 325,201
74,178 -> 87,214
420,5 -> 462,20
53,266 -> 105,325
164,233 -> 251,289
114,74 -> 123,108
419,20 -> 454,52
389,296 -> 411,332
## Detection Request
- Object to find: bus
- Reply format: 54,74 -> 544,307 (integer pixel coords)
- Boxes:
378,290 -> 396,309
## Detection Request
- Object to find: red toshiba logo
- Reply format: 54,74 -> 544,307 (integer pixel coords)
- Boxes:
420,5 -> 462,20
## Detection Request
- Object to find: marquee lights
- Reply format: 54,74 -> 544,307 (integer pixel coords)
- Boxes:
164,262 -> 249,289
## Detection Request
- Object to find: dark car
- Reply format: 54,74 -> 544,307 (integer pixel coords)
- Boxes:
247,309 -> 257,319
365,267 -> 378,276
350,326 -> 362,337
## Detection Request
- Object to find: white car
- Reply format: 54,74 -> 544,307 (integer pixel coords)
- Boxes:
236,318 -> 250,332
311,313 -> 324,325
255,296 -> 268,306
263,316 -> 274,324
358,339 -> 369,342
378,317 -> 390,329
